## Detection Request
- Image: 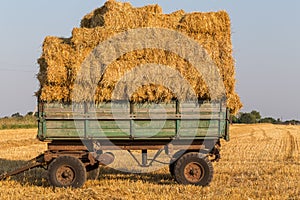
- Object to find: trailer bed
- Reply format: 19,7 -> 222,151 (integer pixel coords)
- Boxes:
38,100 -> 229,141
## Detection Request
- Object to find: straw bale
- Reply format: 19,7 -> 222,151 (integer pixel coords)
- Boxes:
37,0 -> 242,114
39,85 -> 70,102
96,49 -> 208,99
37,37 -> 73,85
131,84 -> 174,103
81,0 -> 162,29
179,11 -> 231,34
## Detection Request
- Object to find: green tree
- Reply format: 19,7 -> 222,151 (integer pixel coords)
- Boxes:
26,111 -> 33,116
11,112 -> 23,118
239,112 -> 257,124
250,110 -> 261,121
259,117 -> 276,123
230,114 -> 239,123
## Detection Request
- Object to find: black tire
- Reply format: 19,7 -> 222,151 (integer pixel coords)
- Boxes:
169,162 -> 176,177
173,152 -> 213,186
48,156 -> 86,188
169,150 -> 186,176
86,163 -> 100,180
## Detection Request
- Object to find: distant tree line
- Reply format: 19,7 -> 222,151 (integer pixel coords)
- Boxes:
231,110 -> 300,125
0,112 -> 37,130
2,112 -> 37,119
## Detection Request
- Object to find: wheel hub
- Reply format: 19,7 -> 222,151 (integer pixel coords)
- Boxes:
56,165 -> 75,185
184,162 -> 204,183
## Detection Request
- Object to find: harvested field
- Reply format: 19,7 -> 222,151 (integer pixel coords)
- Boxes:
0,124 -> 299,199
37,0 -> 242,114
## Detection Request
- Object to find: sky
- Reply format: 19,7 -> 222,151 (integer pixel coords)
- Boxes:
0,0 -> 299,120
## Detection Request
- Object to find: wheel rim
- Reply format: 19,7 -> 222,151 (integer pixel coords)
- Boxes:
184,162 -> 204,183
56,165 -> 75,186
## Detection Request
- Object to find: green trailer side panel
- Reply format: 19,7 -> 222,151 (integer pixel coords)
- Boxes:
38,100 -> 229,140
87,129 -> 130,138
134,120 -> 175,138
89,120 -> 130,129
178,127 -> 220,137
87,120 -> 130,138
134,120 -> 175,129
46,121 -> 84,129
46,129 -> 85,137
46,121 -> 85,137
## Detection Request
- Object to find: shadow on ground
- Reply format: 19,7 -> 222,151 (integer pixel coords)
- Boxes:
0,158 -> 48,186
97,166 -> 175,185
0,158 -> 174,187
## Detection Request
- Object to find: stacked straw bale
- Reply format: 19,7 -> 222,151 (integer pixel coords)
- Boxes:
37,0 -> 242,114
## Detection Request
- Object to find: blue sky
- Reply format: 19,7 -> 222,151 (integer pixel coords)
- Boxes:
0,0 -> 299,120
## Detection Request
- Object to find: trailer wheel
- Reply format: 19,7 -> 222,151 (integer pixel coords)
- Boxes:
174,152 -> 213,186
48,156 -> 86,188
169,150 -> 186,176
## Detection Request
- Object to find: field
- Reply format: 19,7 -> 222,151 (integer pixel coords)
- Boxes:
0,124 -> 299,199
0,116 -> 37,130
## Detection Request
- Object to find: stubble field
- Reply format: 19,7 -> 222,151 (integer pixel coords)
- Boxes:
0,124 -> 299,200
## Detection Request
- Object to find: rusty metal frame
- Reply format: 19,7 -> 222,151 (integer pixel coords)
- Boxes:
47,139 -> 207,151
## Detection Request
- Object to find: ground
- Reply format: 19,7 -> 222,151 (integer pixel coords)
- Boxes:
0,124 -> 299,199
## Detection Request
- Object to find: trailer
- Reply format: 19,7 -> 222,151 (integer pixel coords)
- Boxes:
0,99 -> 229,188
